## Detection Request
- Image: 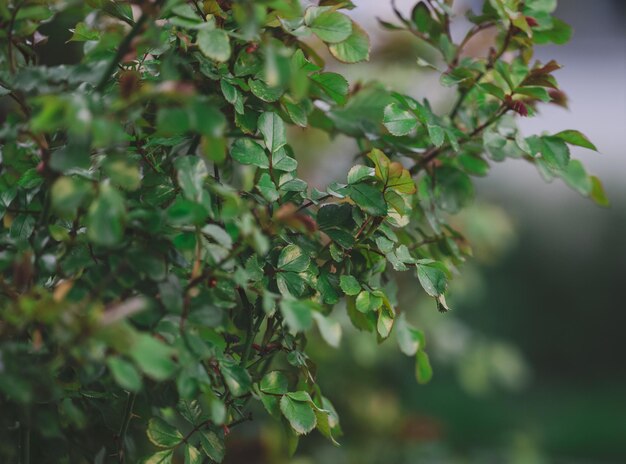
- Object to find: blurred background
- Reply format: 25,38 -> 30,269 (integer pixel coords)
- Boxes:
228,1 -> 626,463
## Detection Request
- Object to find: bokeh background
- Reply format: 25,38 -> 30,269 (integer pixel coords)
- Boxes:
227,1 -> 626,463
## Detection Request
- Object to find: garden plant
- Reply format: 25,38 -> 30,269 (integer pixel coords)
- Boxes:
0,0 -> 606,462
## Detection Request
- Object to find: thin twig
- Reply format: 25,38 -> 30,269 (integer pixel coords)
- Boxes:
296,194 -> 332,212
410,105 -> 508,174
117,392 -> 136,463
449,25 -> 514,120
95,5 -> 162,92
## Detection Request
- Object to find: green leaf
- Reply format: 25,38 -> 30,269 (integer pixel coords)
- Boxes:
278,244 -> 310,272
534,17 -> 572,45
260,371 -> 288,395
286,391 -> 313,402
200,430 -> 225,463
561,159 -> 592,196
315,397 -> 341,445
349,183 -> 387,216
329,22 -> 370,63
427,123 -> 445,147
416,262 -> 447,297
541,136 -> 570,171
412,2 -> 437,34
280,395 -> 317,435
277,272 -> 307,297
312,312 -> 342,348
257,173 -> 279,202
280,299 -> 314,332
355,291 -> 371,313
87,183 -> 125,247
376,303 -> 395,340
396,313 -> 424,357
272,149 -> 298,172
258,112 -> 287,153
553,130 -> 598,151
9,215 -> 35,243
590,176 -> 609,207
147,417 -> 183,448
339,275 -> 361,296
383,103 -> 419,136
305,7 -> 353,43
415,350 -> 433,384
459,154 -> 490,176
311,72 -> 349,105
249,79 -> 284,102
197,28 -> 231,62
68,22 -> 100,42
107,356 -> 142,392
317,270 -> 340,304
347,165 -> 375,184
317,204 -> 356,249
220,361 -> 252,397
144,449 -> 174,464
175,156 -> 208,201
203,224 -> 232,249
230,138 -> 269,168
184,444 -> 203,464
129,334 -> 176,381
156,107 -> 191,136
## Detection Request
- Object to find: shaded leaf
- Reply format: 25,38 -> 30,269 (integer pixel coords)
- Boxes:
147,418 -> 183,448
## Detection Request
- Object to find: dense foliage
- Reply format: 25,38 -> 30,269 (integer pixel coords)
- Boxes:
0,0 -> 605,462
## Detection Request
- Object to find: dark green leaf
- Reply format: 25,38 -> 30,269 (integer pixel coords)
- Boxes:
220,361 -> 252,397
348,183 -> 386,216
415,350 -> 433,384
260,371 -> 288,395
230,138 -> 269,168
311,72 -> 349,104
107,357 -> 142,392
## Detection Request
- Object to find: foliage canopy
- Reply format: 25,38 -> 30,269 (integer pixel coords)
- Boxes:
0,0 -> 605,462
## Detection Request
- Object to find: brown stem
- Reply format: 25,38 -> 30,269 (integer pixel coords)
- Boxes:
296,194 -> 332,212
410,105 -> 509,174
